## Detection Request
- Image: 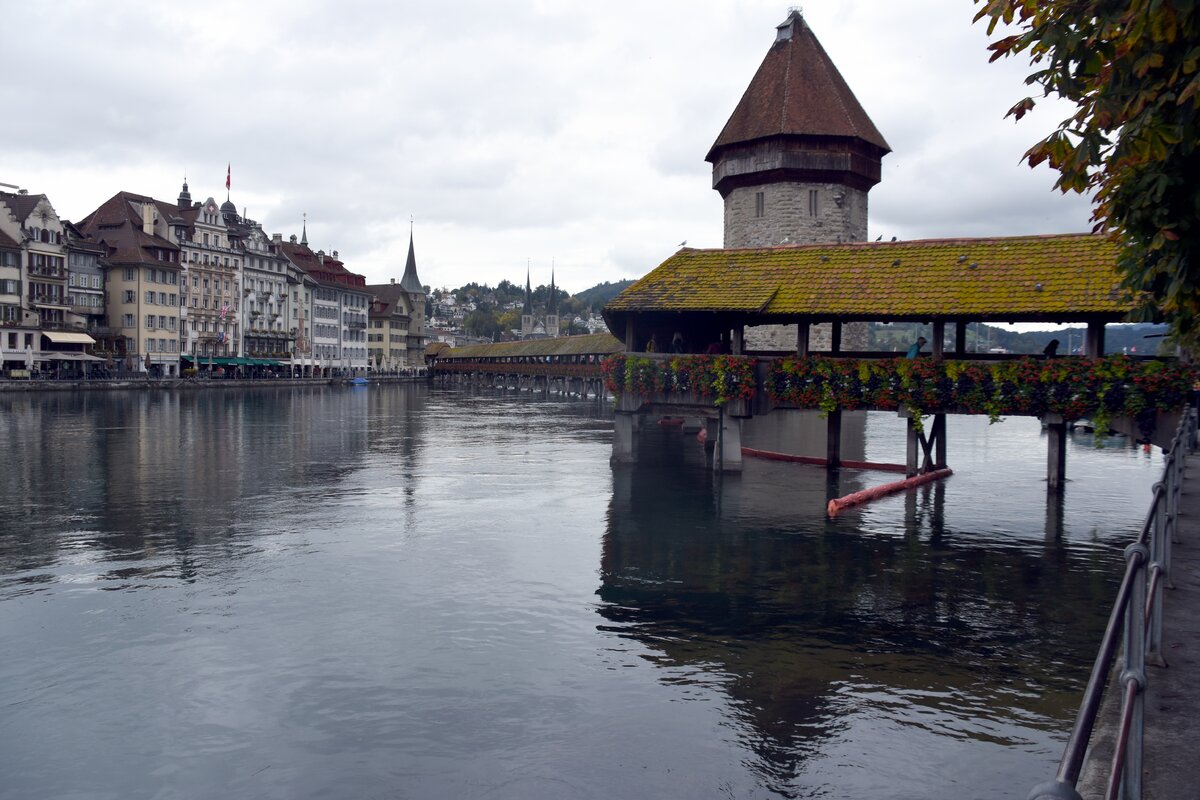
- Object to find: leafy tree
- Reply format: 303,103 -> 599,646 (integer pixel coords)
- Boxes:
976,1 -> 1200,344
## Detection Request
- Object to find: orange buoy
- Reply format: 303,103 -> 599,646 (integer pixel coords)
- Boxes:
827,468 -> 953,516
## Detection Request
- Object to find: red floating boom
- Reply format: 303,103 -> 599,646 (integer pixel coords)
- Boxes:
827,468 -> 953,516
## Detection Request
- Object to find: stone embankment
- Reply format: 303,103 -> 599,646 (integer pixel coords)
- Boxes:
0,376 -> 428,393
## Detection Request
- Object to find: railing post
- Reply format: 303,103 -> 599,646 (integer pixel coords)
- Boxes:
1147,485 -> 1167,666
1116,542 -> 1149,800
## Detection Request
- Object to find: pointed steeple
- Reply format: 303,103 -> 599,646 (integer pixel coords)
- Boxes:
523,263 -> 533,315
178,177 -> 192,209
707,9 -> 889,197
548,266 -> 557,314
399,226 -> 424,294
300,213 -> 308,247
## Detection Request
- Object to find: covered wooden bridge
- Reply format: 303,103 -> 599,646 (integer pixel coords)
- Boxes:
600,233 -> 1182,487
432,332 -> 623,398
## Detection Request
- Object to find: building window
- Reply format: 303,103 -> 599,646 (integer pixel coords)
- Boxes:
755,191 -> 765,218
808,189 -> 819,217
124,267 -> 136,281
122,314 -> 135,328
123,290 -> 136,303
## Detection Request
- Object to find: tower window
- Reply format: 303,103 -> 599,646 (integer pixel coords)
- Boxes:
755,192 -> 765,218
808,190 -> 819,217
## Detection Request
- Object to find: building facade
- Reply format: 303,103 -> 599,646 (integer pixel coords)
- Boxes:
366,231 -> 427,371
77,192 -> 184,375
280,237 -> 369,376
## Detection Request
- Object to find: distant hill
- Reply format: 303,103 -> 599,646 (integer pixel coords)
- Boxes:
574,279 -> 635,311
869,321 -> 1170,355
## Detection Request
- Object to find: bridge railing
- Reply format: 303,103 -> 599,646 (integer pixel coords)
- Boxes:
1028,406 -> 1197,800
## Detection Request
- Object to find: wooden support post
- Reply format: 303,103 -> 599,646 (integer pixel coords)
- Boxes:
954,321 -> 967,356
932,321 -> 945,359
827,409 -> 842,469
625,318 -> 636,352
933,413 -> 946,469
1045,413 -> 1067,492
831,321 -> 842,355
906,415 -> 920,478
797,321 -> 810,356
732,325 -> 744,355
1085,321 -> 1106,359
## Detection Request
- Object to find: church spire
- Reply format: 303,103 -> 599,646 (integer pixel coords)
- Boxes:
399,225 -> 424,294
301,213 -> 308,247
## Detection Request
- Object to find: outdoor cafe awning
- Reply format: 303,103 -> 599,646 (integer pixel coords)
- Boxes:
42,331 -> 96,345
44,352 -> 104,362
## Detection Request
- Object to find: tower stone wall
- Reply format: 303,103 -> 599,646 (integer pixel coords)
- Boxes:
723,182 -> 868,249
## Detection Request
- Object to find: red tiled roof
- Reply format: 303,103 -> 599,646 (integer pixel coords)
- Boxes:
76,191 -> 180,265
707,11 -> 889,161
280,242 -> 366,288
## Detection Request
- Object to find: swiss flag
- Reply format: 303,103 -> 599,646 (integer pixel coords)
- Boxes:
226,163 -> 231,191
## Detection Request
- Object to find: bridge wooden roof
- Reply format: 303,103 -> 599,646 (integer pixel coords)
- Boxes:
438,332 -> 623,361
604,233 -> 1135,326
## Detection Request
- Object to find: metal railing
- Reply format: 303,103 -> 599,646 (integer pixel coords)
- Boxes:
1029,406 -> 1197,800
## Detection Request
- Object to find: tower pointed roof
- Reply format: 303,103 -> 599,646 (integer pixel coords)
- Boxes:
707,10 -> 890,162
548,268 -> 557,314
399,230 -> 424,294
523,266 -> 533,315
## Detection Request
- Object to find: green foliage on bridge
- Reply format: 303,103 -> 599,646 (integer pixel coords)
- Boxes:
767,355 -> 1196,432
601,354 -> 757,407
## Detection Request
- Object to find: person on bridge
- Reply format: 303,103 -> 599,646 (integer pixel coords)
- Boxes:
906,336 -> 927,359
1043,339 -> 1060,357
670,332 -> 687,354
645,334 -> 658,353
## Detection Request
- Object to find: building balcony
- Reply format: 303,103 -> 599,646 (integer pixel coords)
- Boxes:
28,266 -> 67,279
29,294 -> 68,307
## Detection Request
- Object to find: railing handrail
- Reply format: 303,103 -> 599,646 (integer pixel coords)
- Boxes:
1029,405 -> 1197,800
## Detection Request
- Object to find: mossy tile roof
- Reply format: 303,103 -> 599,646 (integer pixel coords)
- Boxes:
606,234 -> 1133,321
440,332 -> 622,360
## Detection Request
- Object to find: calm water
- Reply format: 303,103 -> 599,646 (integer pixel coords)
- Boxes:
0,385 -> 1162,799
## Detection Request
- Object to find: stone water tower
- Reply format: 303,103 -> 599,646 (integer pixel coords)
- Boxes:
707,9 -> 890,351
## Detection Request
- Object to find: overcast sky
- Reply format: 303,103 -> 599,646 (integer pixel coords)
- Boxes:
1,1 -> 1094,295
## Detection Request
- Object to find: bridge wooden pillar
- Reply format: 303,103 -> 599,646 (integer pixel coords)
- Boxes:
954,321 -> 967,356
905,412 -> 947,477
932,321 -> 945,359
797,322 -> 810,355
827,409 -> 842,468
830,322 -> 842,354
1085,321 -> 1106,359
1044,413 -> 1067,493
732,325 -> 745,355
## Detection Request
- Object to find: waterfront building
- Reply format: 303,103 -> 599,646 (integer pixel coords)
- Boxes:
77,192 -> 183,375
169,184 -> 243,362
708,9 -> 889,351
0,190 -> 70,335
366,231 -> 427,371
0,194 -> 41,371
280,233 -> 369,375
62,221 -> 112,359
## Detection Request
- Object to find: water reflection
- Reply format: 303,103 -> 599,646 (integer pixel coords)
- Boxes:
598,424 -> 1132,797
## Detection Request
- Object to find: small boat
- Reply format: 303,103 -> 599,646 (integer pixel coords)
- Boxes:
350,376 -> 369,386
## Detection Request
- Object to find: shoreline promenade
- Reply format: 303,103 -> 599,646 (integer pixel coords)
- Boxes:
1142,459 -> 1200,798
